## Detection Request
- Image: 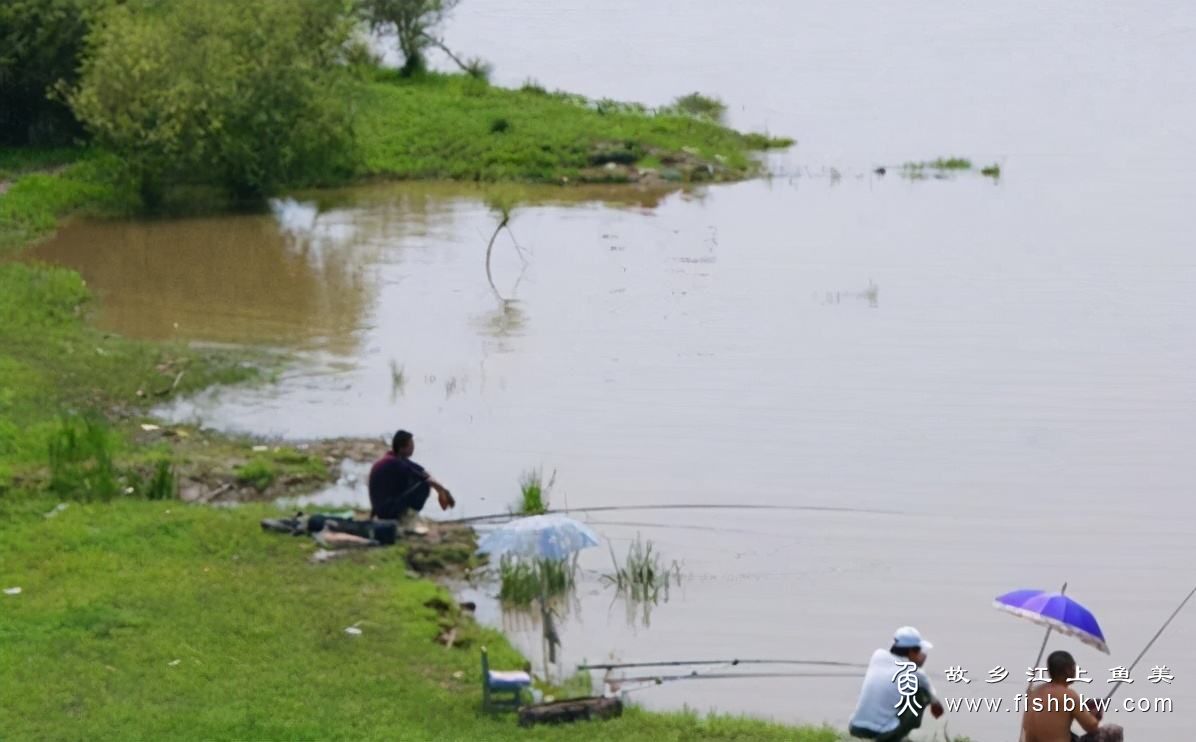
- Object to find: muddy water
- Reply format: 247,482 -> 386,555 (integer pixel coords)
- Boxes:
29,2 -> 1196,739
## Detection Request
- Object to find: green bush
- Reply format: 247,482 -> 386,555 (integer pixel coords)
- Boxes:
668,92 -> 727,122
68,0 -> 357,203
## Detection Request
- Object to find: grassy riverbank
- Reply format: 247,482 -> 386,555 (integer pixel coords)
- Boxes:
0,69 -> 837,742
356,72 -> 791,183
0,496 -> 839,740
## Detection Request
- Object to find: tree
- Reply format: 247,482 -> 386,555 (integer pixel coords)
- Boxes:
0,0 -> 107,145
358,0 -> 459,76
67,0 -> 357,203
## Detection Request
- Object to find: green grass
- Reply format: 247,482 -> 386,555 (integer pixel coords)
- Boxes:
0,149 -> 139,253
0,261 -> 258,489
233,458 -> 277,492
0,146 -> 85,180
0,497 -> 841,741
981,163 -> 1001,178
355,72 -> 792,183
233,450 -> 328,493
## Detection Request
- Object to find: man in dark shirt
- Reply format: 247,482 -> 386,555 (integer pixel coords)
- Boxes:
368,430 -> 455,525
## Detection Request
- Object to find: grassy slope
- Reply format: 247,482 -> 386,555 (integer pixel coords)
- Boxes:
356,72 -> 790,182
0,497 -> 841,741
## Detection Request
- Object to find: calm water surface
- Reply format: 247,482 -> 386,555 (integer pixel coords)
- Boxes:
30,2 -> 1196,739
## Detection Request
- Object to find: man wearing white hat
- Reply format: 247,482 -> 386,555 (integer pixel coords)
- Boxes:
848,626 -> 944,741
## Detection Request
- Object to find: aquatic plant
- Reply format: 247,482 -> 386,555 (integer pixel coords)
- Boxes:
388,360 -> 406,394
981,163 -> 1001,178
929,156 -> 972,170
498,554 -> 576,606
603,534 -> 682,602
516,467 -> 554,514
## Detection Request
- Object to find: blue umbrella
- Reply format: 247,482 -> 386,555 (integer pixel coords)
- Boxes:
477,514 -> 600,561
994,589 -> 1109,654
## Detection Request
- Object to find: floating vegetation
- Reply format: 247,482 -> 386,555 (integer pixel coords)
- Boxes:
498,554 -> 577,607
517,467 -> 555,515
981,163 -> 1001,179
898,156 -> 974,179
928,156 -> 972,170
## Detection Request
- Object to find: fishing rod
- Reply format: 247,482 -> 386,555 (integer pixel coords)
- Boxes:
1102,584 -> 1196,704
580,658 -> 867,671
613,670 -> 861,685
445,502 -> 908,526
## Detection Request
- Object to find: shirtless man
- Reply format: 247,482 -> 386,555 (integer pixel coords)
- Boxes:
1022,650 -> 1124,742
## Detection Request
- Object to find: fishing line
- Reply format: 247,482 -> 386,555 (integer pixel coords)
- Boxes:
446,502 -> 909,526
577,518 -> 801,540
581,658 -> 867,671
612,670 -> 860,694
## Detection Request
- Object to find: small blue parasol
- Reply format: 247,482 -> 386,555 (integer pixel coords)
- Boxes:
476,514 -> 600,561
993,588 -> 1109,655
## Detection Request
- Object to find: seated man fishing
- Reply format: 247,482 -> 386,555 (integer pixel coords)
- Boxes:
848,626 -> 944,741
368,429 -> 455,532
1022,650 -> 1124,742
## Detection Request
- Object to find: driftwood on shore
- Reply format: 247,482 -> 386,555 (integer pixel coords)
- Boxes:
517,696 -> 623,727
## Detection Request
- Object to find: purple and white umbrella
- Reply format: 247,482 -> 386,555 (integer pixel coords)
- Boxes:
994,589 -> 1109,654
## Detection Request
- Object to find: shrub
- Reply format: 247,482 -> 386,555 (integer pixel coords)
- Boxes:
68,0 -> 357,203
669,92 -> 727,122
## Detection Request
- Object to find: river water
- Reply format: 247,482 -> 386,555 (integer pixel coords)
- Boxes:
29,2 -> 1196,739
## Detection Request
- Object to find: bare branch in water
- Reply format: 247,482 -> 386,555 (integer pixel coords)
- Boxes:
484,211 -> 511,302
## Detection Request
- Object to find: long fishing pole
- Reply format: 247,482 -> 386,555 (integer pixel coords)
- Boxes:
1102,584 -> 1196,704
614,670 -> 861,685
580,658 -> 867,671
445,502 -> 908,526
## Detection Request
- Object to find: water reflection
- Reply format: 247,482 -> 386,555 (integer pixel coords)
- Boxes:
28,202 -> 373,354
